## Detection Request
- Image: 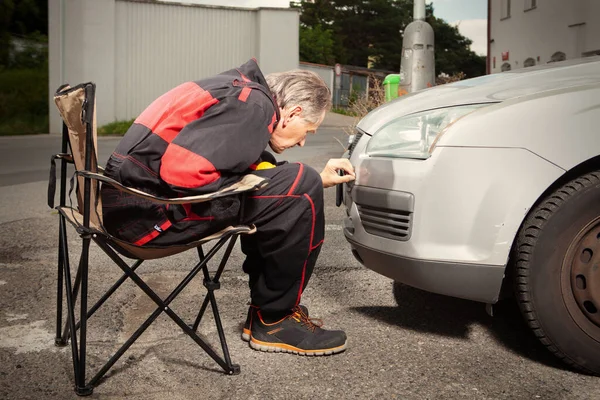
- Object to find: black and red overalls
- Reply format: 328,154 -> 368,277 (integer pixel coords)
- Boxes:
101,59 -> 324,312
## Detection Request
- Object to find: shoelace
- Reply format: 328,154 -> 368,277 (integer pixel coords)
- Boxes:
289,306 -> 323,332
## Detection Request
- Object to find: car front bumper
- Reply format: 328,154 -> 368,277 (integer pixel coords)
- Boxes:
343,140 -> 565,303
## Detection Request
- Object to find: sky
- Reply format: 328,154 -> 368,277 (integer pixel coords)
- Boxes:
162,0 -> 488,55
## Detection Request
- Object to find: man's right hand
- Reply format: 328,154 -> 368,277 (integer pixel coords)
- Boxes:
320,158 -> 355,188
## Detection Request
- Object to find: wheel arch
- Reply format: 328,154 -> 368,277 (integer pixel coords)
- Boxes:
500,154 -> 600,299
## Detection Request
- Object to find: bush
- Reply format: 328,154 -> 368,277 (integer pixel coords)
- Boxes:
331,107 -> 358,117
436,71 -> 466,85
98,119 -> 135,136
0,67 -> 48,135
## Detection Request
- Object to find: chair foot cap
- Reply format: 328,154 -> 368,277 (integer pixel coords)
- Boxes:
75,385 -> 93,396
228,364 -> 241,375
54,338 -> 68,347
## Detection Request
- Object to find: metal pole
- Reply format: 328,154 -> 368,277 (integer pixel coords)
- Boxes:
414,0 -> 426,21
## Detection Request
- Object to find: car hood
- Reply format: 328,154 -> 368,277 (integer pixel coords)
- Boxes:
357,56 -> 600,135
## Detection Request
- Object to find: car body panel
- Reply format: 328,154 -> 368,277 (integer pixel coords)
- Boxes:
436,83 -> 600,171
346,143 -> 565,261
344,57 -> 600,303
345,144 -> 565,303
358,57 -> 600,139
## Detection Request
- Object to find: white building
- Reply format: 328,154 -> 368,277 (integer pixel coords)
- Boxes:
48,0 -> 299,132
488,0 -> 600,73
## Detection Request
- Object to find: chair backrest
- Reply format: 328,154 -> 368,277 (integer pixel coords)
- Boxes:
54,83 -> 103,227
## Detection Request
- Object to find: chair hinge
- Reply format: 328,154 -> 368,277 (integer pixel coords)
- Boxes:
76,226 -> 94,239
203,279 -> 221,291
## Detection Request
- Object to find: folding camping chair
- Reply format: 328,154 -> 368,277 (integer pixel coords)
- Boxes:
47,82 -> 268,396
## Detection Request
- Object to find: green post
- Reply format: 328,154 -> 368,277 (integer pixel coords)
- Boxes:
383,74 -> 401,102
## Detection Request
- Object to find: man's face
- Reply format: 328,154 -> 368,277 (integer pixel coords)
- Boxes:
269,106 -> 324,154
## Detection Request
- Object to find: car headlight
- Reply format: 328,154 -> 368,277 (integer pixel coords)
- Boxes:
366,105 -> 488,159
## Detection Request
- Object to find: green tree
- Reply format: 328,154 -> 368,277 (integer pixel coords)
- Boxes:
299,25 -> 336,65
0,0 -> 15,66
292,0 -> 486,78
9,0 -> 47,35
292,0 -> 411,68
426,6 -> 486,78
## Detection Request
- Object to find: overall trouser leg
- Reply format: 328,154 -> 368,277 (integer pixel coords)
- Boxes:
241,162 -> 324,312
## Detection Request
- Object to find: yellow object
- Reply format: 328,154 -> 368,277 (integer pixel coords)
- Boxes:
255,161 -> 276,170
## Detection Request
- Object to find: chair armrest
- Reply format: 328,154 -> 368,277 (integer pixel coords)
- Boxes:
53,153 -> 74,163
75,170 -> 269,204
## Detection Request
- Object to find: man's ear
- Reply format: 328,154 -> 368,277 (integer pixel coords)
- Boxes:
288,105 -> 303,120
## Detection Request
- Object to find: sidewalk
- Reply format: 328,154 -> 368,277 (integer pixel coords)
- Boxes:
321,111 -> 359,128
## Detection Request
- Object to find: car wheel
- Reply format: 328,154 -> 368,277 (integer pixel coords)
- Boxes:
514,170 -> 600,375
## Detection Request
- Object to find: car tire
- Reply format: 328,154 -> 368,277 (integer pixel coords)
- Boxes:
514,170 -> 600,375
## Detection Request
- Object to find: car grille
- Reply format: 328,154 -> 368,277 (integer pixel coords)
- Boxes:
348,130 -> 363,157
357,204 -> 412,241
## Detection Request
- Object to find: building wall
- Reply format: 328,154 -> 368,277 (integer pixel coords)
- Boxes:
257,9 -> 299,76
489,0 -> 600,73
298,62 -> 334,94
48,0 -> 299,132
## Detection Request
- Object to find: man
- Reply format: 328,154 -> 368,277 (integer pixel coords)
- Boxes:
101,59 -> 355,356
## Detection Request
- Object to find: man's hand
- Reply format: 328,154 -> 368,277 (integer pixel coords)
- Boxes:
320,158 -> 356,188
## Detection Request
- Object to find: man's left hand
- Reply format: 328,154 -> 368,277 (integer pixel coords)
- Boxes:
320,158 -> 355,188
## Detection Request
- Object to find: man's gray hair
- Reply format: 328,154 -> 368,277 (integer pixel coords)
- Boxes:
266,70 -> 332,124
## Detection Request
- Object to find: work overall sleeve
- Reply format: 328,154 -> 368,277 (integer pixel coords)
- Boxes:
159,95 -> 276,195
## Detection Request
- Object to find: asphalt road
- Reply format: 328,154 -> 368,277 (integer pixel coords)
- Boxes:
0,114 -> 599,399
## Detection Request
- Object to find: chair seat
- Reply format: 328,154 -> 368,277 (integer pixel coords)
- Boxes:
58,206 -> 256,260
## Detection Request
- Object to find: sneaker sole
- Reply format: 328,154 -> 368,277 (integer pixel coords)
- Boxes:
241,328 -> 251,342
249,337 -> 347,356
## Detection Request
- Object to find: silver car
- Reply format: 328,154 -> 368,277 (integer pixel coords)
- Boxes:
342,56 -> 600,374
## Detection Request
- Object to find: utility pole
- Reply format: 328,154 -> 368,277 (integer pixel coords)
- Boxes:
399,0 -> 435,94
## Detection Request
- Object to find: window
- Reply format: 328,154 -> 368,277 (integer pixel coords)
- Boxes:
501,0 -> 511,19
501,63 -> 511,72
524,0 -> 537,11
524,58 -> 536,67
550,51 -> 566,63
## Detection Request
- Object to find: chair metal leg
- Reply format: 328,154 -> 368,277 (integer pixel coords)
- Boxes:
56,216 -> 68,346
85,235 -> 239,388
78,259 -> 144,328
56,122 -> 69,347
192,236 -> 237,329
62,259 -> 144,341
75,237 -> 93,396
206,279 -> 236,372
192,296 -> 211,332
192,236 -> 240,374
58,228 -> 243,394
61,257 -> 82,344
59,229 -> 95,396
61,220 -> 81,389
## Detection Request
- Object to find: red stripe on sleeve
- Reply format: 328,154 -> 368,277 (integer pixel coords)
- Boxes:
135,82 -> 219,143
268,112 -> 277,134
236,69 -> 251,82
287,163 -> 304,195
238,87 -> 252,102
160,143 -> 221,188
